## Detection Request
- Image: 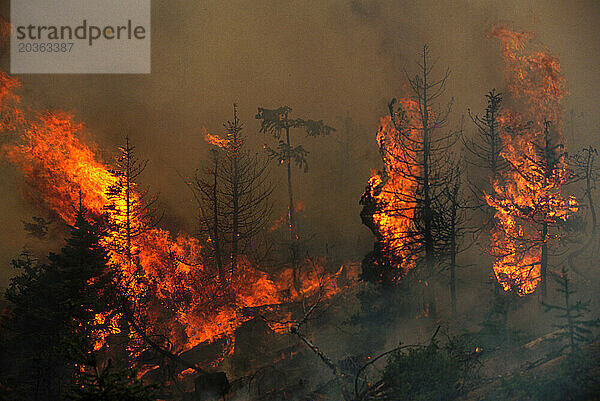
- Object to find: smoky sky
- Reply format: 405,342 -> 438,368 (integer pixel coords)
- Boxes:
1,0 -> 599,286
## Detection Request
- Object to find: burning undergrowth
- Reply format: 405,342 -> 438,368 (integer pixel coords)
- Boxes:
0,67 -> 350,371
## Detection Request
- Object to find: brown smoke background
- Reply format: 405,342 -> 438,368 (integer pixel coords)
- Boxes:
1,0 -> 599,286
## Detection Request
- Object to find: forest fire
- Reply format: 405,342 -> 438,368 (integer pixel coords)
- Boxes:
361,104 -> 422,281
485,25 -> 577,294
0,69 -> 343,361
2,4 -> 599,400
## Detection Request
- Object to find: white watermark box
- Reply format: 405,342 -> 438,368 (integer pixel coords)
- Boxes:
10,0 -> 150,74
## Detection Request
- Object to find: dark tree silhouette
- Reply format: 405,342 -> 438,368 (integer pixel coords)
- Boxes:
191,105 -> 274,284
256,105 -> 334,285
568,146 -> 599,264
2,202 -> 120,400
193,148 -> 226,284
464,90 -> 506,182
361,45 -> 460,316
440,164 -> 472,314
543,267 -> 600,355
256,106 -> 335,240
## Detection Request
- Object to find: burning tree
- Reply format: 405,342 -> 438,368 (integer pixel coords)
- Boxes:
487,120 -> 577,296
361,46 -> 460,313
191,104 -> 274,285
104,137 -> 160,267
485,26 -> 578,297
0,63 -> 351,396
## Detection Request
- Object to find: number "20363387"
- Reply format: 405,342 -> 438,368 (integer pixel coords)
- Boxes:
18,42 -> 74,53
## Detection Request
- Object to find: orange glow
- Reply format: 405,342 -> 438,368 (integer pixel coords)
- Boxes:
0,69 -> 350,361
362,100 -> 422,280
203,127 -> 230,148
486,26 -> 576,294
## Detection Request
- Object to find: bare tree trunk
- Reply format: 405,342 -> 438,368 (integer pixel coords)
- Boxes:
211,153 -> 225,286
449,195 -> 458,314
285,125 -> 296,242
231,111 -> 240,275
420,47 -> 437,318
284,123 -> 301,290
539,122 -> 553,299
125,139 -> 132,264
540,222 -> 548,298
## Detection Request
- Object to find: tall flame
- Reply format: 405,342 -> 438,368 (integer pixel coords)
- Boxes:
486,26 -> 576,294
0,69 -> 345,360
361,99 -> 422,280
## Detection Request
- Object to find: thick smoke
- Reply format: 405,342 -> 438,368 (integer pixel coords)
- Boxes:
1,0 -> 599,285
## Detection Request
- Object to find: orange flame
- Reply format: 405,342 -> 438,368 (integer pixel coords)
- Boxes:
203,128 -> 230,148
0,69 -> 349,361
362,100 -> 422,279
486,26 -> 576,294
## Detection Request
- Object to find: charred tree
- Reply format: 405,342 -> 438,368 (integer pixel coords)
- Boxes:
191,105 -> 274,284
568,146 -> 599,266
361,46 -> 459,316
464,90 -> 506,183
440,164 -> 471,314
193,149 -> 226,284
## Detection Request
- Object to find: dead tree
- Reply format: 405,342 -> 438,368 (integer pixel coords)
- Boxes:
464,90 -> 506,184
463,90 -> 506,236
362,45 -> 459,316
191,105 -> 274,284
191,149 -> 226,284
568,146 -> 599,266
440,163 -> 472,314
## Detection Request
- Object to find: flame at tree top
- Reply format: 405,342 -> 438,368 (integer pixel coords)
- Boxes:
486,25 -> 577,294
488,25 -> 567,126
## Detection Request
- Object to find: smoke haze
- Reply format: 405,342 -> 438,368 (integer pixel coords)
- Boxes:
1,0 -> 599,286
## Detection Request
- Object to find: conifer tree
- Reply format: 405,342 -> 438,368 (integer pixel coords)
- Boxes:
543,267 -> 600,355
105,137 -> 159,268
2,201 -> 120,400
191,105 -> 274,285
